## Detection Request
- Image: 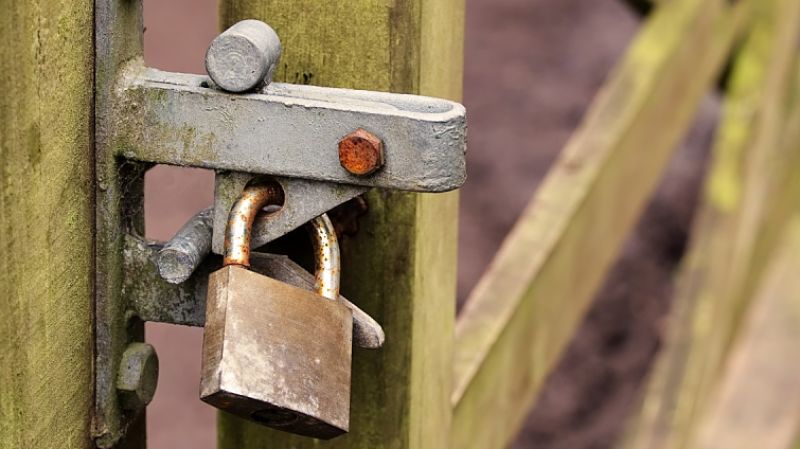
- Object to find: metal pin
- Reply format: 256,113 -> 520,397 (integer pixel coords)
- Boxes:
205,19 -> 282,93
157,208 -> 214,284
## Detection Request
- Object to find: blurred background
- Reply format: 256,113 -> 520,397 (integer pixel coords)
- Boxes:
142,1 -> 716,448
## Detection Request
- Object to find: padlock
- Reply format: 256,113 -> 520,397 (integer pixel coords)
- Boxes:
200,180 -> 353,439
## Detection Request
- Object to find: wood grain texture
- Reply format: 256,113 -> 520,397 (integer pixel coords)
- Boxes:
451,2 -> 753,449
0,1 -> 95,449
620,1 -> 800,447
688,212 -> 800,449
216,1 -> 463,449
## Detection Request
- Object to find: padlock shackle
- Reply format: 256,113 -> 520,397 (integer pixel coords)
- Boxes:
307,214 -> 340,300
223,181 -> 285,268
223,181 -> 340,300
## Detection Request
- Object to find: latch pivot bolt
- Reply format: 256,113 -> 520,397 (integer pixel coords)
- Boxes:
116,343 -> 159,412
205,20 -> 282,93
338,129 -> 385,176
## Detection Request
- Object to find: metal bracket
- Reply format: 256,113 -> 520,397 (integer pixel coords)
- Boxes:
94,1 -> 467,446
119,68 -> 466,192
211,173 -> 368,254
118,66 -> 465,252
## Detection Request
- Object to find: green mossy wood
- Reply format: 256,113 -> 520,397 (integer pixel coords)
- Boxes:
0,2 -> 95,449
688,212 -> 800,449
216,1 -> 464,449
4,2 -> 798,449
621,0 -> 800,447
451,2 -> 754,449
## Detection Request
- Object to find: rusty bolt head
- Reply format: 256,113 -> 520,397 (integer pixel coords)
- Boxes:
116,343 -> 159,412
338,129 -> 385,176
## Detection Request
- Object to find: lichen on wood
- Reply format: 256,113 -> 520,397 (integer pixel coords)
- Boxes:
621,0 -> 800,447
0,1 -> 95,448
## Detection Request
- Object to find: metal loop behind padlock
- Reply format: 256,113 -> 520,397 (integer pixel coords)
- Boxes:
306,214 -> 340,300
223,179 -> 340,300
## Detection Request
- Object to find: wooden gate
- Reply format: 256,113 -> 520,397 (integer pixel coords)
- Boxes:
2,0 -> 800,448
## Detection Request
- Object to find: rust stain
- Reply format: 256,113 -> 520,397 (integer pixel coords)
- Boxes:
337,128 -> 384,176
328,197 -> 368,238
223,179 -> 285,267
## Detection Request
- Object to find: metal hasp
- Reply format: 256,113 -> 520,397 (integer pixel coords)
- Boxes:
121,69 -> 466,252
120,69 -> 466,191
94,0 -> 467,446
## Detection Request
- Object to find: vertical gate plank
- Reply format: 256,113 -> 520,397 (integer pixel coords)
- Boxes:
688,212 -> 800,449
216,1 -> 463,449
0,1 -> 95,449
620,0 -> 800,447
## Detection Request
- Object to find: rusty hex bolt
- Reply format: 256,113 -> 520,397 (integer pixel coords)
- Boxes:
338,129 -> 385,176
116,343 -> 159,412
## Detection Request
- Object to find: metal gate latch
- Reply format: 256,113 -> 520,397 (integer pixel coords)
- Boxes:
124,20 -> 465,253
94,7 -> 466,447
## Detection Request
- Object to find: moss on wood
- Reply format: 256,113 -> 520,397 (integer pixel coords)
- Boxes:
0,1 -> 95,448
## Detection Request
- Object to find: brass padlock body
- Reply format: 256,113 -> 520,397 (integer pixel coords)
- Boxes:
200,180 -> 353,439
201,265 -> 353,438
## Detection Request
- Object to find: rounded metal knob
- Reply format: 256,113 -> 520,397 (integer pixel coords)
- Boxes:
205,20 -> 282,93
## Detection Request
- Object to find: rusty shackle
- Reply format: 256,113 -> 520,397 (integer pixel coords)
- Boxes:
223,181 -> 341,300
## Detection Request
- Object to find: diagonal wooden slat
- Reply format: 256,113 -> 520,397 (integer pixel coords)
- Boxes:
451,1 -> 755,449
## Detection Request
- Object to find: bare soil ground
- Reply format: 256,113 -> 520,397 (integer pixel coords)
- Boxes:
142,1 -> 715,447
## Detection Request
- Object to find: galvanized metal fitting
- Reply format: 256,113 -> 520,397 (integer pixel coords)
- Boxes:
205,19 -> 282,93
116,343 -> 159,412
338,129 -> 385,176
157,207 -> 213,284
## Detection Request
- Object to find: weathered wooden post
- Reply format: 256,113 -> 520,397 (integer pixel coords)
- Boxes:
215,1 -> 464,449
0,2 -> 95,448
